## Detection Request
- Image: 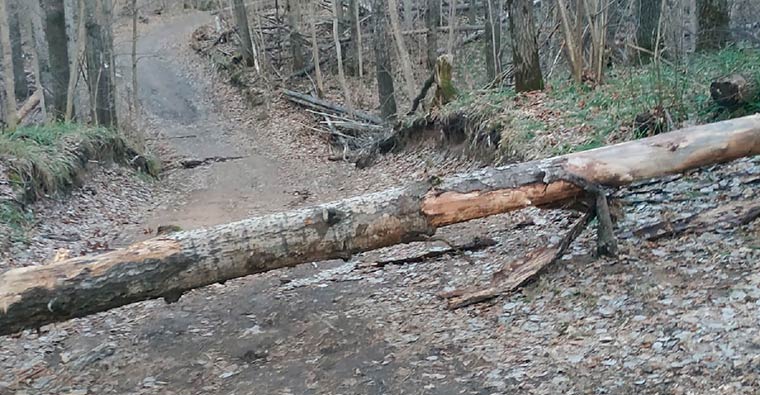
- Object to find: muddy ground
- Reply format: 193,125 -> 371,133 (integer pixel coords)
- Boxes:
1,11 -> 759,395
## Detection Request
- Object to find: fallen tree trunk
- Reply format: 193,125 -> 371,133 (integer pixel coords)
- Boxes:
1,115 -> 759,336
283,89 -> 384,125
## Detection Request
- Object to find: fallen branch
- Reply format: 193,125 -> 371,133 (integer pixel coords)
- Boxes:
16,91 -> 42,123
440,211 -> 593,309
633,199 -> 760,241
1,115 -> 759,335
283,89 -> 383,125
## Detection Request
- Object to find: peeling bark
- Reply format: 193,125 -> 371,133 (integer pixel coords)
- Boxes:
1,115 -> 759,336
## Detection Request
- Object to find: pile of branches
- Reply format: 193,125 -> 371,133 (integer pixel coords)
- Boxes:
282,90 -> 401,168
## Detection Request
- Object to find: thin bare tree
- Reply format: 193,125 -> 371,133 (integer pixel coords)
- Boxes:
309,0 -> 324,96
333,0 -> 352,109
425,0 -> 440,70
65,0 -> 86,121
232,0 -> 256,67
387,0 -> 417,100
447,0 -> 457,55
41,0 -> 71,119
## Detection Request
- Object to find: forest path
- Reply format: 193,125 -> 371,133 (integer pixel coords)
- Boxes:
133,11 -> 289,230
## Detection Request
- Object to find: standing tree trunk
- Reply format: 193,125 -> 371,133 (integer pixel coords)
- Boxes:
469,0 -> 478,23
286,0 -> 306,71
637,0 -> 660,62
130,0 -> 138,116
403,0 -> 414,29
347,0 -> 361,76
309,0 -> 324,96
484,0 -> 501,81
695,0 -> 729,51
232,0 -> 255,67
373,0 -> 397,119
8,0 -> 27,101
0,0 -> 16,129
387,0 -> 417,100
447,0 -> 457,55
65,0 -> 86,121
41,0 -> 71,119
333,0 -> 352,110
26,0 -> 52,120
556,0 -> 581,82
508,0 -> 543,91
84,0 -> 117,128
425,0 -> 440,70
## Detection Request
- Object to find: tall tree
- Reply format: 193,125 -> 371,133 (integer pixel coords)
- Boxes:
84,0 -> 117,127
483,0 -> 501,81
425,0 -> 440,70
309,0 -> 324,96
286,0 -> 306,70
333,0 -> 352,109
0,0 -> 16,128
232,0 -> 256,67
696,0 -> 729,51
373,0 -> 397,119
347,0 -> 362,76
447,0 -> 457,55
8,0 -> 27,101
66,0 -> 86,121
388,0 -> 417,100
41,0 -> 71,119
508,0 -> 543,91
26,0 -> 53,120
637,0 -> 660,62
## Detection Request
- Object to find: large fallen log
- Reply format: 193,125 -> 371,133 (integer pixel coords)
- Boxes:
1,115 -> 759,336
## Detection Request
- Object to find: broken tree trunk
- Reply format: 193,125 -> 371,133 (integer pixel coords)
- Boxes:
1,115 -> 759,336
283,89 -> 383,125
710,73 -> 757,109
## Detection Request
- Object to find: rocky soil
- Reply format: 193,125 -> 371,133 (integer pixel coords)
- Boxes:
1,10 -> 759,395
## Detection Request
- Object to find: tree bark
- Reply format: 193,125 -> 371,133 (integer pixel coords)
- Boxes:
508,0 -> 543,92
695,0 -> 729,51
484,0 -> 501,81
387,0 -> 418,100
373,0 -> 398,120
0,0 -> 16,129
710,73 -> 757,109
333,0 -> 352,110
8,0 -> 26,101
84,0 -> 117,128
232,0 -> 255,67
286,0 -> 306,71
65,0 -> 86,121
2,114 -> 760,335
346,0 -> 361,76
309,0 -> 324,96
637,0 -> 660,62
26,0 -> 52,121
425,0 -> 440,70
41,0 -> 71,119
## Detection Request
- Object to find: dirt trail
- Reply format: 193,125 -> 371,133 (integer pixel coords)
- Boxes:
0,12 -> 485,395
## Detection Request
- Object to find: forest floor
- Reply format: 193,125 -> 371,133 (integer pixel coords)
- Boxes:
1,10 -> 760,395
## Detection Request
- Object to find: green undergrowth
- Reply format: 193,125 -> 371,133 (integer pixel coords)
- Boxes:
0,123 -> 158,239
420,46 -> 760,163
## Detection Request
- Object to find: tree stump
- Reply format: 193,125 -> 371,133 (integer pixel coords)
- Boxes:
433,54 -> 457,106
710,74 -> 758,109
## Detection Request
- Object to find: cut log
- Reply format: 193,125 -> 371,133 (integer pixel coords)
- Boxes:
1,115 -> 760,336
15,91 -> 42,123
710,74 -> 758,109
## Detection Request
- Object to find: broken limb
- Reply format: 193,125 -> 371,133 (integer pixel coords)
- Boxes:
441,210 -> 594,310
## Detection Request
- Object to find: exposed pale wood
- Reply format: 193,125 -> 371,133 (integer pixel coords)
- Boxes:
1,115 -> 759,335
